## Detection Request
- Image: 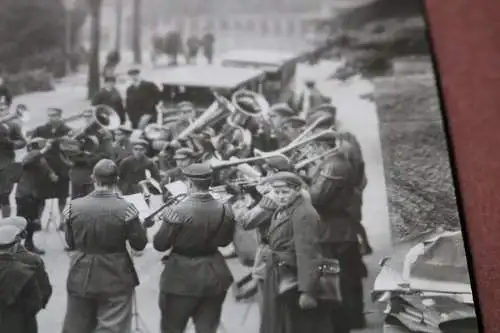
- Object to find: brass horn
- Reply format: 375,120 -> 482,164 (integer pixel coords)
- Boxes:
0,104 -> 29,125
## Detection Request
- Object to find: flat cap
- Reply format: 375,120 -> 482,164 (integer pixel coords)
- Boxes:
0,225 -> 21,246
174,147 -> 195,160
47,107 -> 63,116
261,171 -> 305,188
131,139 -> 149,148
305,79 -> 316,86
127,68 -> 140,75
1,216 -> 27,233
270,103 -> 295,117
182,163 -> 213,180
92,159 -> 118,178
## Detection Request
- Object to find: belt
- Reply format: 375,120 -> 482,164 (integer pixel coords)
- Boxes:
171,248 -> 218,258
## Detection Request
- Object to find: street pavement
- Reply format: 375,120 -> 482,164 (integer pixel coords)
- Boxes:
10,60 -> 391,332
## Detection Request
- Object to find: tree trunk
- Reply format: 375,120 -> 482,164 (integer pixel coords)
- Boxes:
87,0 -> 102,99
115,0 -> 123,52
132,0 -> 142,64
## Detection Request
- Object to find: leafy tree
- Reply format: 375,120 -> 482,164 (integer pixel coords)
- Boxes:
87,0 -> 102,99
314,0 -> 429,78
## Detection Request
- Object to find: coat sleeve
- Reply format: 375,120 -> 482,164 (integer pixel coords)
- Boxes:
17,275 -> 44,315
33,259 -> 52,309
8,122 -> 27,150
124,202 -> 148,251
237,196 -> 276,230
218,203 -> 236,247
292,206 -> 322,294
153,207 -> 184,252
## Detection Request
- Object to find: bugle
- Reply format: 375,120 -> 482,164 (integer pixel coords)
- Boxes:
142,193 -> 187,228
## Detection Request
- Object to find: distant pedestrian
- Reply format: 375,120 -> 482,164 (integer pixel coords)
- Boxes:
201,33 -> 215,64
125,68 -> 162,129
186,36 -> 200,64
0,76 -> 13,108
92,76 -> 126,125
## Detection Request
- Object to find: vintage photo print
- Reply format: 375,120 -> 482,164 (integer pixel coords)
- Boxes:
0,0 -> 480,332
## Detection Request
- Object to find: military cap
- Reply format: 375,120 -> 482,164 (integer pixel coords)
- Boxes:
262,171 -> 305,188
92,159 -> 118,178
116,125 -> 133,134
1,216 -> 27,233
304,79 -> 316,86
270,103 -> 295,117
27,137 -> 46,150
0,225 -> 21,246
127,68 -> 140,75
131,138 -> 149,148
182,163 -> 213,180
174,147 -> 195,160
47,107 -> 63,116
103,75 -> 117,83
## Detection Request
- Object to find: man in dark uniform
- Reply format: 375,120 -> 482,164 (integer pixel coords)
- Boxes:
31,108 -> 73,227
153,163 -> 236,333
0,224 -> 45,333
2,216 -> 52,311
118,139 -> 161,195
0,100 -> 27,218
62,159 -> 148,333
15,138 -> 57,254
159,147 -> 195,201
309,145 -> 368,330
91,76 -> 126,125
111,125 -> 133,166
69,109 -> 114,199
125,68 -> 161,128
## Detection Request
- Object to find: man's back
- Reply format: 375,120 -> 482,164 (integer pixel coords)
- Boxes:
65,190 -> 148,297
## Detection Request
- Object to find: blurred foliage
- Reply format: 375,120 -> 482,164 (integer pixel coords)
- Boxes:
315,0 -> 430,78
0,0 -> 89,76
374,74 -> 460,240
5,70 -> 54,96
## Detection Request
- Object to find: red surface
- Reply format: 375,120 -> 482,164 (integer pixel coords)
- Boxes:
425,1 -> 500,331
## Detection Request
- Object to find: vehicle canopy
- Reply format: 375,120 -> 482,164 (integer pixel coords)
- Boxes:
220,49 -> 306,73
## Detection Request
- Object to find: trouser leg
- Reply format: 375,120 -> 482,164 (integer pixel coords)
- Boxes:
159,292 -> 198,333
95,292 -> 133,333
192,293 -> 226,333
62,294 -> 98,333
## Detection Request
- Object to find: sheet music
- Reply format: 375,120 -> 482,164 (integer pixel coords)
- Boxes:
123,193 -> 153,221
165,180 -> 188,196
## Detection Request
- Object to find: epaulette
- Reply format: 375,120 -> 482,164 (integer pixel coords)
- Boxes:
162,207 -> 191,224
124,202 -> 139,222
259,196 -> 279,210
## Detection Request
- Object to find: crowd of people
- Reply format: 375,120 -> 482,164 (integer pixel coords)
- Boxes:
0,66 -> 373,333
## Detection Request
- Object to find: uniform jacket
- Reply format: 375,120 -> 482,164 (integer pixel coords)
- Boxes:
0,253 -> 44,333
118,155 -> 161,195
13,245 -> 52,309
153,193 -> 235,296
125,81 -> 161,119
266,194 -> 322,294
15,150 -> 55,199
64,190 -> 148,297
92,87 -> 126,124
69,128 -> 113,187
111,139 -> 133,167
0,119 -> 26,170
309,152 -> 359,243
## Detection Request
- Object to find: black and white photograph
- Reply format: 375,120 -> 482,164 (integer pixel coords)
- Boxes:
0,0 -> 480,332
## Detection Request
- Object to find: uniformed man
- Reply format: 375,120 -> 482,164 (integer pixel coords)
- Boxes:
118,139 -> 161,195
153,163 -> 236,333
294,79 -> 329,118
309,143 -> 368,330
1,216 -> 52,311
111,125 -> 134,166
258,172 -> 338,333
0,99 -> 27,218
0,224 -> 45,333
62,159 -> 148,333
69,109 -> 113,199
15,138 -> 57,254
30,108 -> 73,227
92,75 -> 126,125
125,68 -> 162,128
159,147 -> 196,200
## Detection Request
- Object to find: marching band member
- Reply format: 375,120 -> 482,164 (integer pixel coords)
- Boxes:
69,109 -> 114,199
125,68 -> 161,128
309,143 -> 368,330
294,79 -> 329,118
0,223 -> 47,333
153,163 -> 236,333
258,172 -> 338,333
111,125 -> 134,166
0,99 -> 27,218
30,108 -> 73,228
118,139 -> 161,195
15,138 -> 57,254
159,147 -> 196,201
91,75 -> 126,125
62,159 -> 148,333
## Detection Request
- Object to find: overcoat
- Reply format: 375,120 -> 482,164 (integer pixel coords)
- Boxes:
153,193 -> 235,296
125,81 -> 161,127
